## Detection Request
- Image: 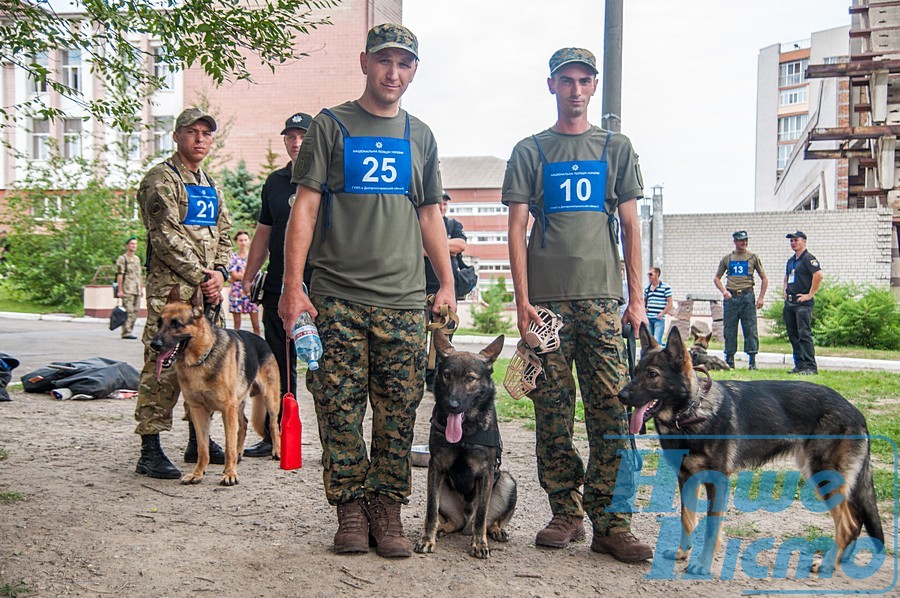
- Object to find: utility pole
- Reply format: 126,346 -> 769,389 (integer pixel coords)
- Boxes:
602,0 -> 623,133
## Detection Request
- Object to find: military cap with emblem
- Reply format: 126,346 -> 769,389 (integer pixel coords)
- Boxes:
549,47 -> 598,76
366,23 -> 418,59
732,230 -> 748,240
786,231 -> 807,239
175,108 -> 217,132
281,112 -> 313,135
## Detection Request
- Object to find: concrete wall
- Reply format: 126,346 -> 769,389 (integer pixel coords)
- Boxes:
660,209 -> 893,305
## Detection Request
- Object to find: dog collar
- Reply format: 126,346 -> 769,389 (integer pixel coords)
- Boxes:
192,345 -> 213,366
665,366 -> 712,430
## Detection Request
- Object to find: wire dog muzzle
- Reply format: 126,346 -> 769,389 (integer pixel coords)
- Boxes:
524,306 -> 563,353
503,340 -> 545,400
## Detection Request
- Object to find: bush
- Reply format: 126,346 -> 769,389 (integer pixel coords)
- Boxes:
219,160 -> 261,231
471,277 -> 513,334
763,282 -> 900,350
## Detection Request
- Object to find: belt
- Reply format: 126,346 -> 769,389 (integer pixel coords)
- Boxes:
786,294 -> 805,303
728,288 -> 752,296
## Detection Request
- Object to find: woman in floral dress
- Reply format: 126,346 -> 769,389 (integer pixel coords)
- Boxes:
228,230 -> 260,335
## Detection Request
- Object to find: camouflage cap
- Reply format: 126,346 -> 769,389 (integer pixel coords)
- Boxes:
366,23 -> 418,59
549,47 -> 599,76
175,108 -> 217,132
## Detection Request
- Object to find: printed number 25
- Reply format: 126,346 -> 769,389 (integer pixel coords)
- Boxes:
362,157 -> 397,183
196,199 -> 215,220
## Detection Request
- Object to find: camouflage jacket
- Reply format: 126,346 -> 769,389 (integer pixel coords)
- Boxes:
137,153 -> 232,297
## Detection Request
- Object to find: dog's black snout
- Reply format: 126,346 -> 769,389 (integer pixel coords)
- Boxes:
618,387 -> 631,402
150,338 -> 162,352
447,398 -> 460,410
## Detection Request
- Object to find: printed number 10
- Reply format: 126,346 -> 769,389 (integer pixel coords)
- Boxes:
560,177 -> 591,202
362,157 -> 398,183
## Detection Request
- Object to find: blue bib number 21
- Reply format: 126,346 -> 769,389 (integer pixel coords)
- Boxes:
183,185 -> 219,226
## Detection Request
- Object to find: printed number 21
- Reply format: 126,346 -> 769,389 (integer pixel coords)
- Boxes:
560,177 -> 591,202
362,157 -> 397,183
196,200 -> 215,220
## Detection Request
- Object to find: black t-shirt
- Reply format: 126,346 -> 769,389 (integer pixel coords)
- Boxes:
258,162 -> 310,292
424,217 -> 466,295
785,249 -> 821,295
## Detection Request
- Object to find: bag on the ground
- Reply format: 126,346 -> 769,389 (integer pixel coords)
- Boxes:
109,305 -> 127,330
22,357 -> 139,399
0,353 -> 19,402
453,254 -> 477,300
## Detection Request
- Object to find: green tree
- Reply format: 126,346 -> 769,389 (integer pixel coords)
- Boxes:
5,151 -> 141,311
219,160 -> 262,231
0,0 -> 340,131
471,277 -> 513,334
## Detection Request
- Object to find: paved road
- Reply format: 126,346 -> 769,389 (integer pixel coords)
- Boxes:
2,312 -> 898,378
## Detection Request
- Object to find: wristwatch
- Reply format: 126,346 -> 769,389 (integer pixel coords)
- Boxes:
216,266 -> 229,282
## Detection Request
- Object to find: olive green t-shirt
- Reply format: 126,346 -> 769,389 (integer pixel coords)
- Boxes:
716,251 -> 766,292
292,101 -> 443,309
501,126 -> 643,303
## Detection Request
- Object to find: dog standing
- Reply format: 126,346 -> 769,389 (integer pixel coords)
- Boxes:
151,285 -> 281,486
619,324 -> 884,575
414,331 -> 517,559
688,331 -> 731,371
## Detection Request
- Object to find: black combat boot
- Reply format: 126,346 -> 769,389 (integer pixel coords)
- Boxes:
725,353 -> 735,370
244,414 -> 274,458
748,354 -> 757,370
136,434 -> 181,479
183,421 -> 230,465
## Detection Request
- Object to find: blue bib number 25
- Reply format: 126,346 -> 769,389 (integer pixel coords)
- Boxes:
343,136 -> 412,195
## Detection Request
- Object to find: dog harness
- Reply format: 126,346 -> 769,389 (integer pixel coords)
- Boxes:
318,108 -> 414,241
165,163 -> 218,227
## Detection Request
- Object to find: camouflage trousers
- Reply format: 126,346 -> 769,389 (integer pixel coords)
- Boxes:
307,296 -> 426,506
528,298 -> 632,536
133,285 -> 224,436
121,293 -> 140,337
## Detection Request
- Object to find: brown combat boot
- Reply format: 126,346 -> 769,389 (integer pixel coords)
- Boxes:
591,531 -> 653,562
333,498 -> 369,554
534,514 -> 585,548
366,494 -> 412,558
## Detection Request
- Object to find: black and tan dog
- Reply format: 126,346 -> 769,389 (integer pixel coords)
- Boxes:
619,324 -> 884,575
414,331 -> 517,559
151,285 -> 281,486
688,330 -> 731,371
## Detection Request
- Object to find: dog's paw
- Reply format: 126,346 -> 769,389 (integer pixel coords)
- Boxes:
181,473 -> 203,485
220,474 -> 239,487
684,562 -> 712,577
469,541 -> 491,559
489,527 -> 509,543
414,538 -> 436,554
660,547 -> 689,561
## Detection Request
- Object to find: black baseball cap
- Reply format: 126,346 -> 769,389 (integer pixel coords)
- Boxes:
786,231 -> 807,239
442,189 -> 451,200
281,112 -> 312,134
732,231 -> 748,240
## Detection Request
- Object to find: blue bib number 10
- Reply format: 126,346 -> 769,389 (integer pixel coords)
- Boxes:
543,160 -> 607,214
183,185 -> 219,226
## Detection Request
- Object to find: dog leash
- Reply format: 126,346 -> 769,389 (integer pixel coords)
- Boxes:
425,294 -> 460,370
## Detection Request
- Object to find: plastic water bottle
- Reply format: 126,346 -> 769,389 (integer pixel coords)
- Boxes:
291,312 -> 323,371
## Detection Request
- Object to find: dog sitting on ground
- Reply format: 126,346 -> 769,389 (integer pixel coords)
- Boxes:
688,331 -> 731,371
619,324 -> 884,575
151,285 -> 281,486
414,331 -> 517,559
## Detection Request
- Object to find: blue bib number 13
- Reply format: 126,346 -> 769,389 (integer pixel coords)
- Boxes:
183,185 -> 219,226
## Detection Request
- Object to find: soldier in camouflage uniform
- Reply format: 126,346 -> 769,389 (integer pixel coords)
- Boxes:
503,48 -> 653,562
115,237 -> 143,339
279,23 -> 454,558
133,108 -> 233,480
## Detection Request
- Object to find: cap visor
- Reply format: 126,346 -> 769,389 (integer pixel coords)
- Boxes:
367,43 -> 418,59
551,59 -> 598,75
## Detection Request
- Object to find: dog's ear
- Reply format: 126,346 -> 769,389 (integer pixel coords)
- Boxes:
480,334 -> 505,364
704,332 -> 713,343
167,284 -> 181,304
665,325 -> 688,366
191,285 -> 204,310
638,322 -> 657,351
433,329 -> 455,357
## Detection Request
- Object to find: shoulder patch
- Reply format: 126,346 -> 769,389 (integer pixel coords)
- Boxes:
810,260 -> 819,267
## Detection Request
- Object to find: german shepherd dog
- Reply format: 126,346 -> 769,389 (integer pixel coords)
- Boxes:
619,324 -> 884,575
688,331 -> 731,371
151,285 -> 281,486
414,331 -> 517,559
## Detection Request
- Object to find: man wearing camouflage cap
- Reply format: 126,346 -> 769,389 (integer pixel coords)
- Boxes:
503,47 -> 652,562
280,23 -> 453,559
243,112 -> 313,458
133,107 -> 233,480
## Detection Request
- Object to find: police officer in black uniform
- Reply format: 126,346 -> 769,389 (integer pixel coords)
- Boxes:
783,231 -> 822,374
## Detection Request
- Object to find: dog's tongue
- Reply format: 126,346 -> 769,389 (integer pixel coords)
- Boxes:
445,413 -> 464,444
630,404 -> 651,435
156,349 -> 175,381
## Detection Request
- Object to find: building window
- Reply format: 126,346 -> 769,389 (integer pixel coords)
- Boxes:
470,232 -> 508,244
61,50 -> 82,92
29,118 -> 50,160
777,143 -> 794,170
29,52 -> 49,95
153,116 -> 174,154
777,114 -> 808,142
119,131 -> 141,162
778,59 -> 808,87
779,86 -> 807,107
63,119 -> 82,159
152,47 -> 174,91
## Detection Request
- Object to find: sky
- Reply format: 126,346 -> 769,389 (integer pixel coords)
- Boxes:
403,0 -> 852,214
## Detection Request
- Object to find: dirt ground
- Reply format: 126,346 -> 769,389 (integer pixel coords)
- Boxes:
0,379 -> 896,597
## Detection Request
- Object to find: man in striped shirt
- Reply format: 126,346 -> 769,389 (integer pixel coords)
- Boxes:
643,267 -> 672,344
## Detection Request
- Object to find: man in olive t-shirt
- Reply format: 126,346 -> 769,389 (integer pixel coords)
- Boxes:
503,47 -> 651,563
279,23 -> 455,559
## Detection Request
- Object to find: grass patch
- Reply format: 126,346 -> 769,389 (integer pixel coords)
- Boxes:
725,520 -> 760,539
0,581 -> 32,598
706,334 -> 900,362
0,447 -> 6,461
0,492 -> 24,505
872,468 -> 897,503
0,279 -> 82,316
